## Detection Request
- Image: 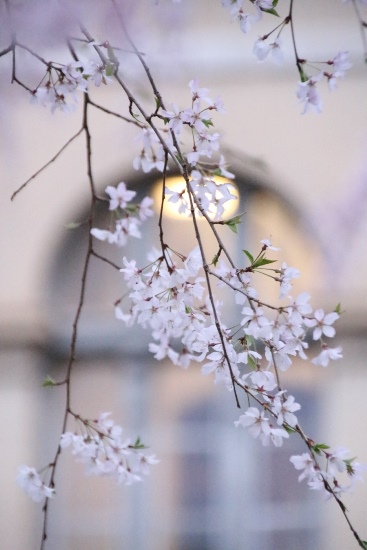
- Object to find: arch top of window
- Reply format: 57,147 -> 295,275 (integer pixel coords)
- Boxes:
45,157 -> 323,357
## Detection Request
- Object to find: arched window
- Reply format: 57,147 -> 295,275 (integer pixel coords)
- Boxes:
43,161 -> 324,549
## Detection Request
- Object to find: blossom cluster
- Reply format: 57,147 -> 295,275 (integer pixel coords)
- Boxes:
160,79 -> 225,166
290,447 -> 366,499
296,51 -> 352,114
165,164 -> 236,220
132,79 -> 237,219
131,80 -> 237,218
109,226 -> 363,496
133,79 -> 227,173
60,413 -> 158,485
17,412 -> 158,503
31,59 -> 113,113
91,181 -> 154,247
219,1 -> 352,113
112,238 -> 344,452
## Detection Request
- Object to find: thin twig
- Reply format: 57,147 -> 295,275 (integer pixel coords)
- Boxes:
158,153 -> 172,270
91,250 -> 121,270
15,42 -> 52,67
0,44 -> 12,57
88,98 -> 144,126
351,0 -> 367,62
110,0 -> 164,109
11,129 -> 83,201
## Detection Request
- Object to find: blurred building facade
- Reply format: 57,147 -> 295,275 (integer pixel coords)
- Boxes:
1,1 -> 367,549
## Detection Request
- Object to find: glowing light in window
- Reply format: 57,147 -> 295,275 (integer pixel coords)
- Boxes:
152,175 -> 239,220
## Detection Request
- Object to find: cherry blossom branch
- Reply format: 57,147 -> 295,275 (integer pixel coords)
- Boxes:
79,24 -> 244,405
40,92 -> 97,550
292,423 -> 367,549
82,35 -> 366,544
186,176 -> 242,407
80,27 -> 182,171
9,4 -> 367,549
208,269 -> 281,311
234,373 -> 366,548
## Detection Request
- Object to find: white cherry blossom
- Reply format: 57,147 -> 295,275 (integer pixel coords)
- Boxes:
271,394 -> 301,427
305,308 -> 339,340
17,466 -> 54,503
235,407 -> 270,438
312,345 -> 343,367
106,182 -> 136,210
297,72 -> 324,114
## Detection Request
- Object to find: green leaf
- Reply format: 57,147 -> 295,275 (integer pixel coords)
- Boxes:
125,204 -> 139,214
42,376 -> 56,387
312,443 -> 330,455
201,118 -> 213,128
252,255 -> 277,269
334,303 -> 342,315
247,355 -> 257,371
272,0 -> 278,6
262,7 -> 279,16
105,63 -> 115,77
211,250 -> 221,267
107,44 -> 117,62
226,221 -> 238,234
211,168 -> 222,177
243,249 -> 254,264
300,69 -> 309,83
246,335 -> 254,348
283,425 -> 296,435
155,96 -> 162,110
133,437 -> 147,449
223,214 -> 243,233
